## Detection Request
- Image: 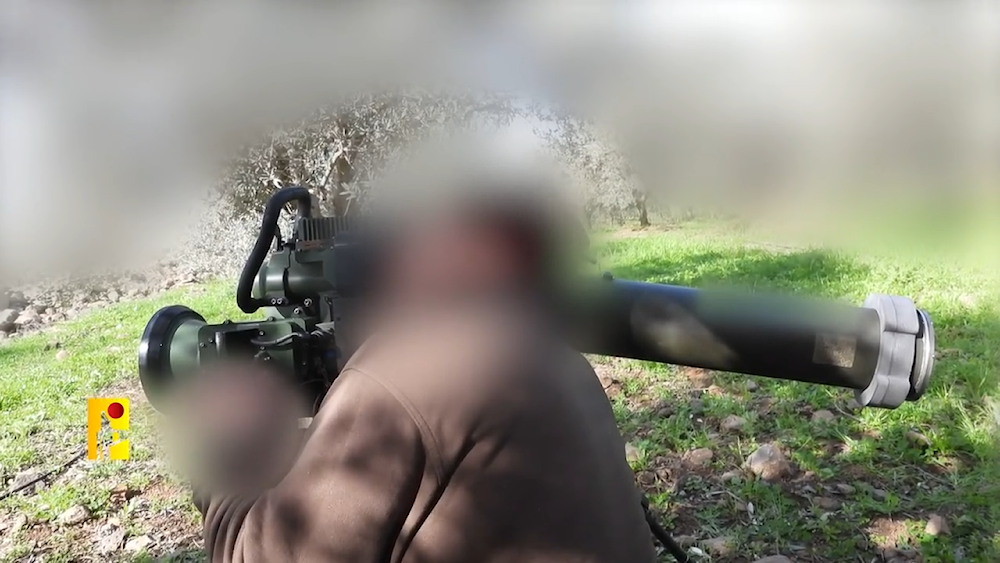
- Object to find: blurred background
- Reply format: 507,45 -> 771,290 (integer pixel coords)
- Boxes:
1,1 -> 997,285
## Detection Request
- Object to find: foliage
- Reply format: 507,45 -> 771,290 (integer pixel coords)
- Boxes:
217,90 -> 520,218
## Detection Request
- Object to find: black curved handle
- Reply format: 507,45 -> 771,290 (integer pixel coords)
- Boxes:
236,186 -> 313,314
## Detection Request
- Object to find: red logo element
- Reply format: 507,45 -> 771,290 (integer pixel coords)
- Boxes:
106,402 -> 125,419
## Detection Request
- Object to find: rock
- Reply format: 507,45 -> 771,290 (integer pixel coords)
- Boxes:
846,398 -> 862,410
925,514 -> 950,536
107,290 -> 120,303
706,384 -> 726,396
8,514 -> 27,536
746,380 -> 759,392
702,536 -> 734,557
673,535 -> 696,548
125,534 -> 153,552
13,309 -> 39,326
721,415 -> 747,433
56,505 -> 90,526
683,448 -> 714,468
721,469 -> 743,483
656,406 -> 675,418
688,400 -> 704,415
745,444 -> 792,481
0,309 -> 18,331
9,469 -> 43,494
624,443 -> 642,464
813,496 -> 841,510
55,350 -> 70,361
871,488 -> 887,501
906,430 -> 932,448
95,526 -> 126,554
685,368 -> 713,388
834,483 -> 855,495
753,557 -> 793,563
811,409 -> 836,423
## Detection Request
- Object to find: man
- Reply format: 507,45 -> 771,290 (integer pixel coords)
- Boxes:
171,179 -> 658,563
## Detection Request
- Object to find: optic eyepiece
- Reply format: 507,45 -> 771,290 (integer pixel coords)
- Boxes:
138,305 -> 207,412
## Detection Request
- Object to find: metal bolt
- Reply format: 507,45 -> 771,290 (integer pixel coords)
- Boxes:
303,298 -> 313,307
258,330 -> 266,336
293,307 -> 303,315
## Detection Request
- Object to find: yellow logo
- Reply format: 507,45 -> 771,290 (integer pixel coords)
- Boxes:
87,398 -> 130,461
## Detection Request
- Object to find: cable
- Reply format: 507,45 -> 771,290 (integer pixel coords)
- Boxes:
641,495 -> 691,563
0,446 -> 88,501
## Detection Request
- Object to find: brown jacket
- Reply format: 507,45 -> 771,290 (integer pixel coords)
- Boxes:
199,299 -> 656,563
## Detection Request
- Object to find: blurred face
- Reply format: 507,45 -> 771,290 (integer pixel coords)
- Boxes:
379,215 -> 540,301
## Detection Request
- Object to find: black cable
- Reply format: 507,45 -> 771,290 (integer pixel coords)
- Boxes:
641,495 -> 691,563
0,446 -> 88,501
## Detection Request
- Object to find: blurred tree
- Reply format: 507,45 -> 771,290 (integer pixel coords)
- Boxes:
541,111 -> 647,227
218,90 -> 519,217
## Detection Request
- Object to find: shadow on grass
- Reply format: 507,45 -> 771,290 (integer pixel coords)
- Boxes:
603,245 -> 999,561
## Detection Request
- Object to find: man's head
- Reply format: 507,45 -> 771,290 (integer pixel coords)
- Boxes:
367,152 -> 589,307
373,196 -> 581,303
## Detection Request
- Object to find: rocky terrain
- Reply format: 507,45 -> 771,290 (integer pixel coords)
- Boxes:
0,264 -> 211,341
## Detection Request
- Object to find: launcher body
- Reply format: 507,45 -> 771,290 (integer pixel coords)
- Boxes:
138,187 -> 936,414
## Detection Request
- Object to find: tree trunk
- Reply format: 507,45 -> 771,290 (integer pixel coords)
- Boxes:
634,189 -> 650,227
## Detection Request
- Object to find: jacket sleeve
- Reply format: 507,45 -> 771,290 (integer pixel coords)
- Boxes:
200,368 -> 431,563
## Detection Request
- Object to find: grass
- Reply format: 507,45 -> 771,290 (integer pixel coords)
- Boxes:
1,220 -> 997,562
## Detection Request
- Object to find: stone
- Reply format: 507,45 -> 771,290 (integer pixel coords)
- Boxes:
906,430 -> 932,447
96,526 -> 127,555
706,384 -> 726,396
746,380 -> 759,392
745,444 -> 792,481
871,488 -> 887,501
9,469 -> 43,495
125,534 -> 153,552
0,309 -> 18,331
813,496 -> 841,510
720,469 -> 743,483
688,399 -> 704,415
55,350 -> 70,361
685,368 -> 713,388
673,535 -> 696,548
56,505 -> 90,526
624,442 -> 642,464
811,410 -> 836,423
925,514 -> 950,536
721,415 -> 747,433
8,514 -> 27,536
753,557 -> 793,563
683,448 -> 714,468
834,483 -> 855,495
13,309 -> 39,325
702,536 -> 734,557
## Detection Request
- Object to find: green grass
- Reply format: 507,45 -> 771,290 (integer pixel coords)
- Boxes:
592,224 -> 999,562
0,221 -> 997,562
